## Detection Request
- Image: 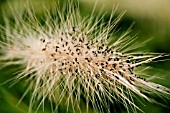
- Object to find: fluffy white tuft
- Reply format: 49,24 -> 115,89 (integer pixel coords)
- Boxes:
0,1 -> 170,113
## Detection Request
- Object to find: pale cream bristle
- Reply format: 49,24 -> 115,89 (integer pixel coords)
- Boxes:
0,1 -> 170,113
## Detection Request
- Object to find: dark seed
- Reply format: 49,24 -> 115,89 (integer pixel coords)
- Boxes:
75,69 -> 78,73
99,46 -> 103,50
69,33 -> 72,36
126,60 -> 130,63
110,68 -> 114,71
130,76 -> 135,81
113,64 -> 116,68
66,42 -> 68,46
95,74 -> 100,78
75,58 -> 78,62
108,58 -> 112,61
42,48 -> 46,51
69,68 -> 72,72
55,49 -> 58,52
73,27 -> 75,32
115,76 -> 119,79
76,48 -> 80,52
50,54 -> 54,57
42,39 -> 45,43
136,64 -> 142,67
79,39 -> 83,42
118,71 -> 122,75
85,58 -> 88,60
114,57 -> 119,61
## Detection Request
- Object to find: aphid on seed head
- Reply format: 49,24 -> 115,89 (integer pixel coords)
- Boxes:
0,1 -> 170,113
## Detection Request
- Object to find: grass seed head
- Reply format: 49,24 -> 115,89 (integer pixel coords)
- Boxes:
0,1 -> 170,113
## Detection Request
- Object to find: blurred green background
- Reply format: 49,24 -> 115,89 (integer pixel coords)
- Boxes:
0,0 -> 170,113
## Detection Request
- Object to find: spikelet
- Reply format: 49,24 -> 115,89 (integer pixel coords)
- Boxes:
0,1 -> 170,113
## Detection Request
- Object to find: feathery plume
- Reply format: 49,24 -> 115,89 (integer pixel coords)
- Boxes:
0,1 -> 169,113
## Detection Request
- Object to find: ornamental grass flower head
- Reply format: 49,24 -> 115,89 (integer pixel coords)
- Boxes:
0,1 -> 170,113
